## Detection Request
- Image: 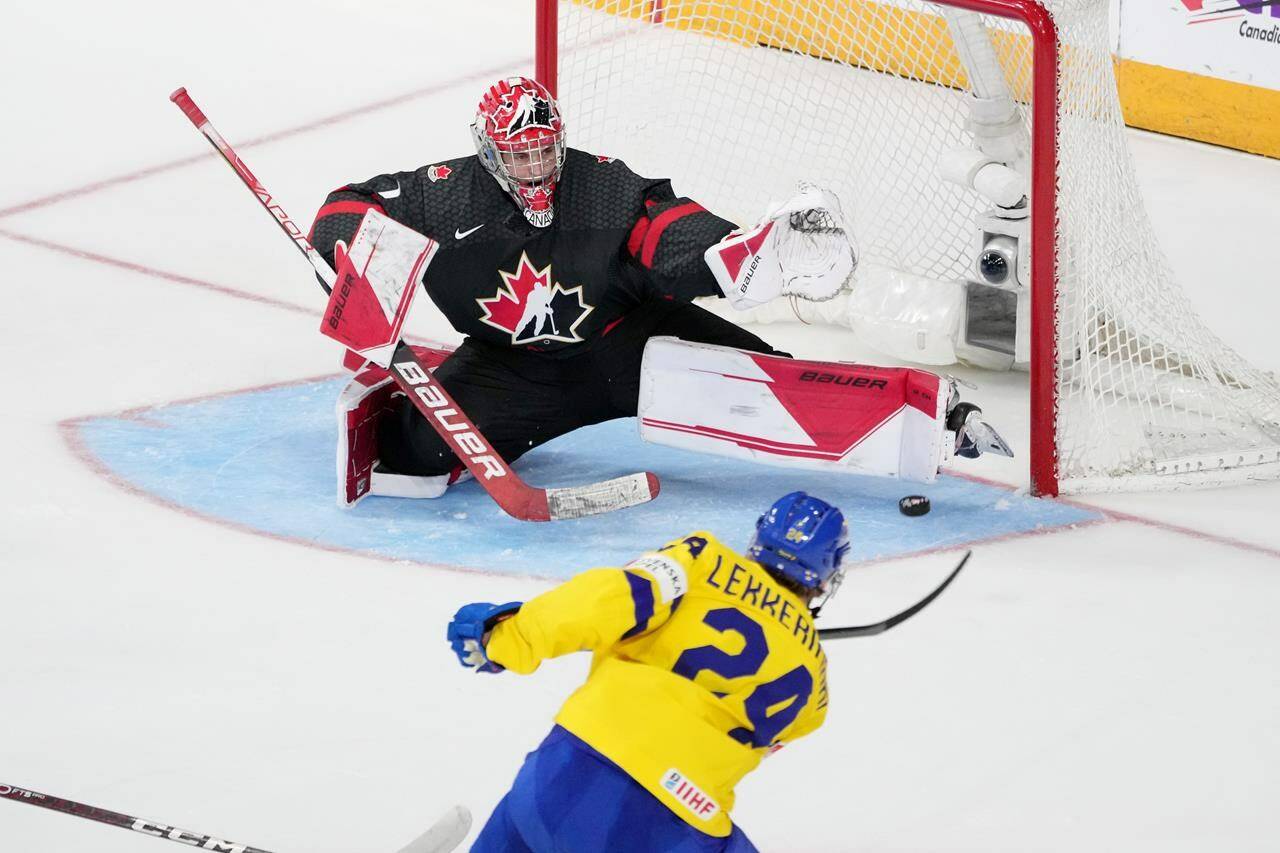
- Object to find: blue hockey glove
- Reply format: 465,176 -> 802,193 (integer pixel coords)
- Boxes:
446,601 -> 522,673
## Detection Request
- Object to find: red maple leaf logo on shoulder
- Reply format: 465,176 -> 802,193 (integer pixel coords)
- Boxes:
476,252 -> 593,345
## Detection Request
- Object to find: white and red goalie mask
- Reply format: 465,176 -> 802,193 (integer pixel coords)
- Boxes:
471,76 -> 566,228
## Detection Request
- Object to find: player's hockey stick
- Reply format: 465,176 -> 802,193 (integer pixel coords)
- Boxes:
0,784 -> 471,853
169,87 -> 659,521
818,550 -> 971,640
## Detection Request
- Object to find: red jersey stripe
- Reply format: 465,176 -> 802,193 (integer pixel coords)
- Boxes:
639,202 -> 705,269
314,199 -> 384,221
308,199 -> 385,241
626,217 -> 650,259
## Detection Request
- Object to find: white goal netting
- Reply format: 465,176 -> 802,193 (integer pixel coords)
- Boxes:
548,0 -> 1280,494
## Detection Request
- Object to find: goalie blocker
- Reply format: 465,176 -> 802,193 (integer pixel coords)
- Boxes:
638,338 -> 1012,481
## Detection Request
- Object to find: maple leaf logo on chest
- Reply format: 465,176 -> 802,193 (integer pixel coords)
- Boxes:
476,251 -> 594,345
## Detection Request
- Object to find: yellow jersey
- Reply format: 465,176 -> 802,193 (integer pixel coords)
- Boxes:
486,531 -> 830,837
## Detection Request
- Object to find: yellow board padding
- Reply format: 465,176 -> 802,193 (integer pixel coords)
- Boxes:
566,0 -> 1279,159
572,0 -> 1030,95
1116,59 -> 1280,160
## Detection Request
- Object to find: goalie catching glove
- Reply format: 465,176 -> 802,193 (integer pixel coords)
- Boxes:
705,182 -> 858,310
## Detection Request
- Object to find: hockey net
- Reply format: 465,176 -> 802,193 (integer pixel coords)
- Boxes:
537,0 -> 1280,495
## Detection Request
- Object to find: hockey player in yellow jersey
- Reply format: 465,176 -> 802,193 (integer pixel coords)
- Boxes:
447,491 -> 850,852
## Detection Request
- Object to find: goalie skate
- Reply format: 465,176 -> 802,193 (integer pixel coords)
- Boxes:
946,400 -> 1014,460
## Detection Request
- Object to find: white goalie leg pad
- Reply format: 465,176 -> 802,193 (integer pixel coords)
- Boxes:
638,337 -> 949,482
336,366 -> 462,507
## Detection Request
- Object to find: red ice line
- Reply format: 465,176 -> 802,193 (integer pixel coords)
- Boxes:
0,58 -> 530,321
0,227 -> 314,316
949,470 -> 1280,562
0,59 -> 525,220
10,50 -> 1277,564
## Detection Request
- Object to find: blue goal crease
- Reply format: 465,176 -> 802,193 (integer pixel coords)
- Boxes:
73,378 -> 1101,578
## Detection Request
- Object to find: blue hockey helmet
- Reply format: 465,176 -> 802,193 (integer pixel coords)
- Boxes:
747,491 -> 850,591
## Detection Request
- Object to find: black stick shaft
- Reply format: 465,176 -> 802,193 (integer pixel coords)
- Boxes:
818,550 -> 971,640
1,784 -> 275,853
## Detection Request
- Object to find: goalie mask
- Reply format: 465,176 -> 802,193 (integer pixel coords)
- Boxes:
472,77 -> 566,228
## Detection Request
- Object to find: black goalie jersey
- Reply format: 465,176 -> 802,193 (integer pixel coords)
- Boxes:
309,149 -> 738,356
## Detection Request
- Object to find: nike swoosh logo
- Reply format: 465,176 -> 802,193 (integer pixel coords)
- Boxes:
377,181 -> 401,199
455,224 -> 484,240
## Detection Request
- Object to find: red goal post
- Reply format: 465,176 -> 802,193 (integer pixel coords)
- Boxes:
535,0 -> 1280,497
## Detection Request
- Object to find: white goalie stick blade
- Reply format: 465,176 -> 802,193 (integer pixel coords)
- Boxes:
546,473 -> 658,519
393,805 -> 473,853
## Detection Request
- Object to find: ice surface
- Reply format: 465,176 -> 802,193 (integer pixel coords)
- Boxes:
2,2 -> 1279,851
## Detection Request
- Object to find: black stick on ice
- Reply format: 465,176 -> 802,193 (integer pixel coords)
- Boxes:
0,783 -> 471,853
818,550 -> 971,640
1,784 -> 274,853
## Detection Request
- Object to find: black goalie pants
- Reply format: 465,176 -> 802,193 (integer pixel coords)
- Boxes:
377,300 -> 779,477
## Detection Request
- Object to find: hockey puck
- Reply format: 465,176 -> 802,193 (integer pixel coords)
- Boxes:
898,495 -> 931,516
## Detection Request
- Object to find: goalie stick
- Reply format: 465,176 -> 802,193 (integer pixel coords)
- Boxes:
0,784 -> 471,853
168,87 -> 658,521
818,550 -> 971,640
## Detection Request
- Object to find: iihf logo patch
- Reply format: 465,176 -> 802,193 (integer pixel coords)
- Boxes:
477,252 -> 593,345
660,769 -> 720,821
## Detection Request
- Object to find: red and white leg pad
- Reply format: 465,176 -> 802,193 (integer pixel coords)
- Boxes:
638,337 -> 951,482
335,343 -> 467,507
